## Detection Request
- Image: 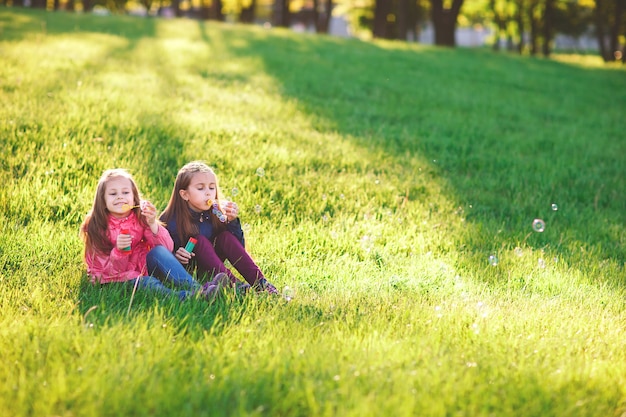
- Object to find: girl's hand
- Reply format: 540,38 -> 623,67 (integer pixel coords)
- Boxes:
223,201 -> 239,222
175,246 -> 195,265
140,200 -> 160,234
140,200 -> 157,225
116,232 -> 132,251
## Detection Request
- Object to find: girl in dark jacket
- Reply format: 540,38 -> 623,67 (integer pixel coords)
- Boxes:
160,161 -> 278,295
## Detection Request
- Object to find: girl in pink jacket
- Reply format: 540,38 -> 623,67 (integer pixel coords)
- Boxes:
80,168 -> 227,300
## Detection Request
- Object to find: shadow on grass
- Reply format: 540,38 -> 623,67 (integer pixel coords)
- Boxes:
75,278 -> 327,339
194,23 -> 626,285
76,277 -> 238,336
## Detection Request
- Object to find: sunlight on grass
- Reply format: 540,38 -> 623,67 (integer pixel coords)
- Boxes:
551,52 -> 620,69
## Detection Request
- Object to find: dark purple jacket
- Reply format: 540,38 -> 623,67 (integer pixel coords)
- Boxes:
161,209 -> 245,251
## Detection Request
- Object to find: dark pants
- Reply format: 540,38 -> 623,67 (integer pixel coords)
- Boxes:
194,232 -> 265,286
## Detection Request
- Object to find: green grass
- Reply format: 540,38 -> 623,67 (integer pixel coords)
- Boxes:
1,7 -> 625,417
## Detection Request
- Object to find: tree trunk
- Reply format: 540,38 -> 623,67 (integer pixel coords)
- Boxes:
406,0 -> 419,41
142,0 -> 153,14
200,0 -> 210,20
170,0 -> 180,16
542,0 -> 554,56
494,19 -> 507,51
240,0 -> 256,23
83,0 -> 94,12
516,0 -> 524,53
32,0 -> 47,8
529,2 -> 538,55
609,0 -> 624,58
373,0 -> 392,38
431,0 -> 464,47
212,0 -> 224,20
312,0 -> 333,33
433,10 -> 456,45
322,0 -> 333,32
594,0 -> 611,60
273,0 -> 290,27
313,0 -> 320,31
396,0 -> 408,39
490,0 -> 500,51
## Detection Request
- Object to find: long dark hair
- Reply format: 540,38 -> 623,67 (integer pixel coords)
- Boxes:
161,161 -> 226,244
80,169 -> 147,255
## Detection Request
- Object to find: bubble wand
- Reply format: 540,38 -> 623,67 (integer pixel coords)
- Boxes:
122,201 -> 148,212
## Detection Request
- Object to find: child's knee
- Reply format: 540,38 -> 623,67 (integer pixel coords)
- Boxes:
215,231 -> 238,246
146,245 -> 169,262
194,234 -> 212,249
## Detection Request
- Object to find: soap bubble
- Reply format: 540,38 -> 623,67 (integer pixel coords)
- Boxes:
532,219 -> 545,232
551,203 -> 558,211
256,167 -> 265,177
514,247 -> 523,257
209,202 -> 227,222
360,235 -> 373,252
231,187 -> 239,196
254,204 -> 262,214
488,255 -> 498,266
282,286 -> 294,302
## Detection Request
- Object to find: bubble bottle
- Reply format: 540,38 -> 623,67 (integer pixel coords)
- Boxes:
120,228 -> 132,255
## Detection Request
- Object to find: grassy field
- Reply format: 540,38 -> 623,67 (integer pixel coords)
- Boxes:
1,7 -> 625,417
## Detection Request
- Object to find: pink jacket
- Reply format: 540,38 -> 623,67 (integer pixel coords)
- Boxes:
85,212 -> 174,284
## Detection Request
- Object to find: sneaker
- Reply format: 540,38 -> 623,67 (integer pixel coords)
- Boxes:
211,272 -> 232,289
199,282 -> 219,300
199,273 -> 232,300
235,282 -> 251,295
254,278 -> 279,295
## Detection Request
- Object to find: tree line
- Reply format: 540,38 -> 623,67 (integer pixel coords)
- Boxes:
2,0 -> 625,62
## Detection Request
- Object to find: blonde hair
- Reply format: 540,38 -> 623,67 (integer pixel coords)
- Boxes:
80,169 -> 147,255
161,161 -> 226,244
